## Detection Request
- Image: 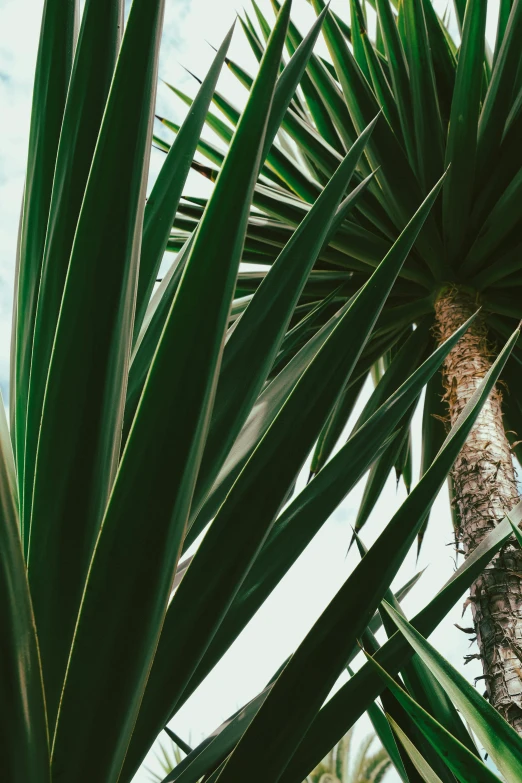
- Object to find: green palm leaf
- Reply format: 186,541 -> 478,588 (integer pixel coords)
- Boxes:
0,392 -> 49,781
23,0 -> 123,545
11,0 -> 77,473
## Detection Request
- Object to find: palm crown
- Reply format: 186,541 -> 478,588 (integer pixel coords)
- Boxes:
4,0 -> 522,782
160,0 -> 522,546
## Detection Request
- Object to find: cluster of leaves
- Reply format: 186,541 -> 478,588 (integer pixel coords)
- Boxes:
4,0 -> 522,782
147,735 -> 187,783
149,729 -> 390,783
305,730 -> 390,783
161,0 -> 522,550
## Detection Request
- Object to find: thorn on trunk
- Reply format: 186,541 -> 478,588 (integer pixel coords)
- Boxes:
455,624 -> 475,634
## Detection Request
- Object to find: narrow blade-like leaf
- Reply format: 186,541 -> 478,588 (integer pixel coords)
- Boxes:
11,0 -> 77,469
0,393 -> 50,782
133,25 -> 234,336
375,0 -> 415,165
443,0 -> 487,262
388,716 -> 452,783
403,0 -> 444,191
23,0 -> 123,547
476,0 -> 522,184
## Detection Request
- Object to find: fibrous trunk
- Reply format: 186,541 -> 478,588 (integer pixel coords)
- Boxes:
434,286 -> 522,733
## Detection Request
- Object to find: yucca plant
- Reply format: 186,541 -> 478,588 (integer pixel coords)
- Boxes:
4,0 -> 522,781
159,0 -> 522,737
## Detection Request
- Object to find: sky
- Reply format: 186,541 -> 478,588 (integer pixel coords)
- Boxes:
0,1 -> 505,782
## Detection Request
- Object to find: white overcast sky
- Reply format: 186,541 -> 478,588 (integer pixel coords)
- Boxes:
0,1 -> 504,781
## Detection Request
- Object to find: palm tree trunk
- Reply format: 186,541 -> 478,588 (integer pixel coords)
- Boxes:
434,286 -> 522,734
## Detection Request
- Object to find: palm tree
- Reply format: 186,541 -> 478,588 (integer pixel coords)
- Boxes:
4,0 -> 522,781
146,735 -> 187,783
161,0 -> 522,734
305,730 -> 391,783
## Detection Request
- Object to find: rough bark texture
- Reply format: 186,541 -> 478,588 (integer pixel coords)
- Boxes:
434,286 -> 522,734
